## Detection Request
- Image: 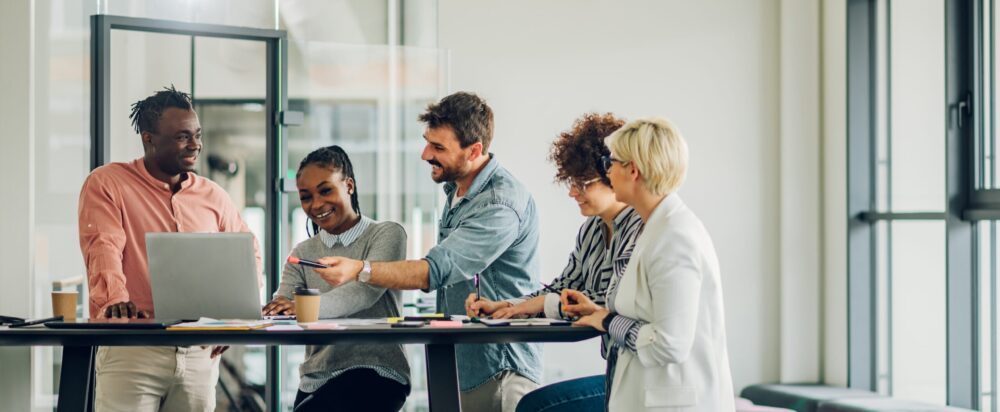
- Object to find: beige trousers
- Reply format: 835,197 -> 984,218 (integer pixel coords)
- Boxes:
460,370 -> 538,412
94,346 -> 220,412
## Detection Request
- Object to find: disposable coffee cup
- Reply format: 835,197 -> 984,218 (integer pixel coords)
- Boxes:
294,288 -> 321,323
52,291 -> 78,322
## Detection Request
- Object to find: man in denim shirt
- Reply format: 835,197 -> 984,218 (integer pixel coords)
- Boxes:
314,92 -> 542,412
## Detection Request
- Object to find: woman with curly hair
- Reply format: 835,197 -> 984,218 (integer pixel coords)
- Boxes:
465,113 -> 644,412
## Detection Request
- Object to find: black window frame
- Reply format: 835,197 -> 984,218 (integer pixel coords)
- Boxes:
846,0 -> 980,408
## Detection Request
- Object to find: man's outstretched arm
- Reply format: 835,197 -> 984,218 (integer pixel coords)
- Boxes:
313,257 -> 431,290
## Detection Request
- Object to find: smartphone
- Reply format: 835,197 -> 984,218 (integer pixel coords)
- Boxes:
8,315 -> 63,328
0,315 -> 25,326
391,321 -> 425,328
477,318 -> 511,327
404,315 -> 450,321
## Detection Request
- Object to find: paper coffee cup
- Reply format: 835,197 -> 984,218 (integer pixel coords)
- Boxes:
52,291 -> 78,321
294,288 -> 321,323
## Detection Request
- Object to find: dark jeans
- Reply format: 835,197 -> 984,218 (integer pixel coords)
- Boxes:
293,368 -> 410,412
514,374 -> 606,412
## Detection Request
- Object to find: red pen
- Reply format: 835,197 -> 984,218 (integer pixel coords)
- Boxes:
287,256 -> 328,269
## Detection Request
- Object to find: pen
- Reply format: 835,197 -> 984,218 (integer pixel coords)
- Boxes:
541,282 -> 560,294
474,273 -> 481,301
287,256 -> 328,269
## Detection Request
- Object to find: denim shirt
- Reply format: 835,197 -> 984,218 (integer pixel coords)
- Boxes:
424,154 -> 543,391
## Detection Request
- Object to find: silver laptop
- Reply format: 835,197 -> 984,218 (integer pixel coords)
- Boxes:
146,232 -> 262,320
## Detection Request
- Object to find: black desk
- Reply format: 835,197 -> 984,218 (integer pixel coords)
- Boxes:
0,324 -> 600,412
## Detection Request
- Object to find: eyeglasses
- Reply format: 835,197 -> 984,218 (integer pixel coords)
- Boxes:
599,155 -> 628,175
565,177 -> 602,193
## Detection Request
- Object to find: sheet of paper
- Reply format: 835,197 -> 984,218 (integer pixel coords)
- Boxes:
265,324 -> 303,331
170,318 -> 272,329
507,318 -> 572,326
333,318 -> 388,326
304,322 -> 345,330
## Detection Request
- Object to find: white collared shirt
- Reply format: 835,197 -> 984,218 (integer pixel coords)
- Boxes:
318,215 -> 372,248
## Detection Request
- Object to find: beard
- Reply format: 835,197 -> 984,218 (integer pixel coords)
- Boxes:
428,159 -> 464,183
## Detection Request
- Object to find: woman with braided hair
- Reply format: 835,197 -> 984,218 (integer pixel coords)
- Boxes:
262,145 -> 411,411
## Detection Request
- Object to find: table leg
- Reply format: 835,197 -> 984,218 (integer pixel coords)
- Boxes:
57,346 -> 95,412
424,344 -> 461,412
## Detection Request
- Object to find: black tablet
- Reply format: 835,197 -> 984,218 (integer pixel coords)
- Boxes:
44,319 -> 185,329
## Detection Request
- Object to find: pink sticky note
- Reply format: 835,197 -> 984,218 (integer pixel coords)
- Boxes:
429,320 -> 463,328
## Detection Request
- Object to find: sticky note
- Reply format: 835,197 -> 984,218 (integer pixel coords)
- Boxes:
429,320 -> 463,328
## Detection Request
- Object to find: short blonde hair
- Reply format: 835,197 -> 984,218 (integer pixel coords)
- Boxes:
604,117 -> 688,196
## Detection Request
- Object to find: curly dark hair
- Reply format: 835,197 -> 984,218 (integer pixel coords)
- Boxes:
549,113 -> 625,186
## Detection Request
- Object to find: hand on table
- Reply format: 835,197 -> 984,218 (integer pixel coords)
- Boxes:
262,295 -> 296,316
560,289 -> 600,318
573,308 -> 611,332
464,294 -> 513,318
491,302 -> 537,319
103,301 -> 150,319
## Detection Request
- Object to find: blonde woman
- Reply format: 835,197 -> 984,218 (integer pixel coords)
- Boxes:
563,117 -> 735,411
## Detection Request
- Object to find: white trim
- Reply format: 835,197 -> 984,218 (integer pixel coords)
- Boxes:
822,0 -> 849,387
779,0 -> 823,383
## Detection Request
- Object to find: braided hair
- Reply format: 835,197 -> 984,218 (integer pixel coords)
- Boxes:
297,145 -> 361,237
129,85 -> 193,135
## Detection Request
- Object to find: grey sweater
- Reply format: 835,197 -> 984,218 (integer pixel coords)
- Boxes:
275,220 -> 409,385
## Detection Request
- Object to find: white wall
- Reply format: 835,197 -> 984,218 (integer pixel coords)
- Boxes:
0,1 -> 34,410
438,0 -> 785,390
822,0 -> 849,387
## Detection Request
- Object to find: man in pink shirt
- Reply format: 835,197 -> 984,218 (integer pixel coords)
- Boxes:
78,86 -> 261,412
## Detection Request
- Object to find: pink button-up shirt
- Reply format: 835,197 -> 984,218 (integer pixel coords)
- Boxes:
78,158 -> 262,318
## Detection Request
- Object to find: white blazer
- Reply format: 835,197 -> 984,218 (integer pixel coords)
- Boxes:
607,195 -> 735,412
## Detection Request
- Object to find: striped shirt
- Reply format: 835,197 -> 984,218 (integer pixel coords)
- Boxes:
601,215 -> 647,402
596,215 -> 645,351
604,238 -> 648,353
509,207 -> 643,319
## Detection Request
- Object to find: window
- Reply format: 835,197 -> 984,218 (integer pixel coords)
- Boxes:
847,0 -> 984,408
977,1 -> 1000,410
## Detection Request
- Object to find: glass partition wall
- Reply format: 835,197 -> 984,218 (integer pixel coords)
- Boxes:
30,1 -> 446,411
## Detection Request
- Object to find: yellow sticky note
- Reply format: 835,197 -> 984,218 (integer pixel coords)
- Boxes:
387,317 -> 404,324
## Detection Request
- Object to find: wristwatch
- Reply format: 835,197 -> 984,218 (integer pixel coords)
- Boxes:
358,260 -> 373,283
602,311 -> 617,332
